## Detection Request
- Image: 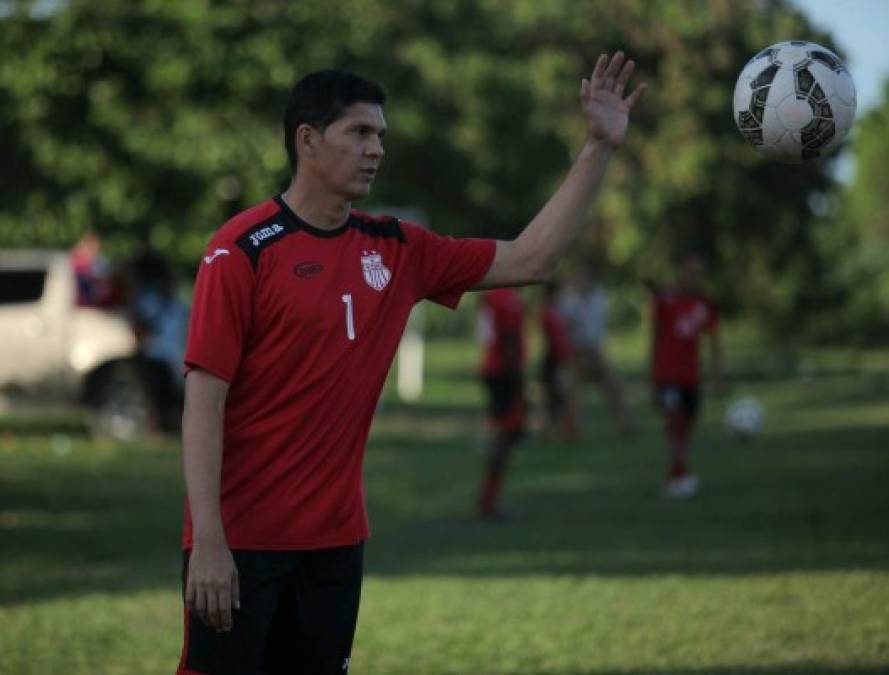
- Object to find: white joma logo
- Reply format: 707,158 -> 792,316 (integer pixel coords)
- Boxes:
203,248 -> 230,264
249,223 -> 284,247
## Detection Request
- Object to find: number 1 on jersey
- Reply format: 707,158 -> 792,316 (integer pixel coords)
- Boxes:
341,293 -> 356,341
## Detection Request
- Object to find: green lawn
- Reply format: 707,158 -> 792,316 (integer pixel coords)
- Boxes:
1,335 -> 888,674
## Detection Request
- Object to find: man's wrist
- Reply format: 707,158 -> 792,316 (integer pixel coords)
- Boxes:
193,525 -> 227,548
579,138 -> 616,163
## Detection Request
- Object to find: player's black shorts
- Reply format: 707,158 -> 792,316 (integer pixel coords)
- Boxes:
539,353 -> 567,415
483,373 -> 526,434
654,383 -> 700,417
179,543 -> 363,675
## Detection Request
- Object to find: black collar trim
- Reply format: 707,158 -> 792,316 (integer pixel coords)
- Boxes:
274,195 -> 352,239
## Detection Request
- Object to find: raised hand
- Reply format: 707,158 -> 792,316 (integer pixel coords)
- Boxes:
580,52 -> 647,148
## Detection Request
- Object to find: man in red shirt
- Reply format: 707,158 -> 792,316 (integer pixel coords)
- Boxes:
178,54 -> 645,674
476,288 -> 527,518
648,254 -> 723,499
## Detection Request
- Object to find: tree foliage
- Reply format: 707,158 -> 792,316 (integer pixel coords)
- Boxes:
0,0 -> 867,338
817,79 -> 889,342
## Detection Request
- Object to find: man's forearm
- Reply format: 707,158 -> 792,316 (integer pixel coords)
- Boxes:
182,375 -> 228,545
515,140 -> 614,280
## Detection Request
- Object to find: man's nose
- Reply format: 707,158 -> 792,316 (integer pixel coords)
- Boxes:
366,138 -> 384,158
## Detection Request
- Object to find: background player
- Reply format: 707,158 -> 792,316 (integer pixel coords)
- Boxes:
647,254 -> 723,498
476,287 -> 527,519
539,279 -> 578,442
178,52 -> 645,674
558,266 -> 631,436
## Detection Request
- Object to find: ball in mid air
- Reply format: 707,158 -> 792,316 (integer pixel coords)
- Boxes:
733,40 -> 856,163
724,397 -> 765,440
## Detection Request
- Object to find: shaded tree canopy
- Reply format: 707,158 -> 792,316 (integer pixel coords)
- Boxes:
2,0 -> 871,338
816,79 -> 889,342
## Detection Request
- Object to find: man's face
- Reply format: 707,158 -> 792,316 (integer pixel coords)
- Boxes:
680,255 -> 705,288
309,102 -> 387,200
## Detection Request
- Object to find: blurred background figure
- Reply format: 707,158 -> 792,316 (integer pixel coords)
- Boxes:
558,267 -> 632,437
647,254 -> 723,498
128,248 -> 189,433
476,288 -> 527,520
69,231 -> 125,308
538,279 -> 578,442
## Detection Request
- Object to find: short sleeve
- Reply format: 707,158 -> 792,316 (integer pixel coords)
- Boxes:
408,223 -> 496,308
183,239 -> 255,382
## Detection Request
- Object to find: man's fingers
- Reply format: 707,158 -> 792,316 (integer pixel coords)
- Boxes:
590,53 -> 608,85
614,60 -> 636,96
217,587 -> 233,632
604,51 -> 626,80
231,571 -> 241,611
624,82 -> 648,109
192,581 -> 235,630
193,584 -> 209,626
591,52 -> 626,91
206,587 -> 222,631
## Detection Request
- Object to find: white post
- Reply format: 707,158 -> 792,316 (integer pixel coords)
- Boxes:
397,304 -> 425,402
371,206 -> 429,403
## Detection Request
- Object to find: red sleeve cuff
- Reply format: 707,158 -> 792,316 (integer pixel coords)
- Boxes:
183,359 -> 235,384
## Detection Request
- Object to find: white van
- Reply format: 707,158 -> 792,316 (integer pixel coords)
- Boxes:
0,250 -> 156,439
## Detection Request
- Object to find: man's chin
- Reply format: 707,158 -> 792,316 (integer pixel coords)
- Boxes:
346,184 -> 373,201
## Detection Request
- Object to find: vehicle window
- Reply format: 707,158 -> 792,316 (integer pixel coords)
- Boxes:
0,269 -> 46,304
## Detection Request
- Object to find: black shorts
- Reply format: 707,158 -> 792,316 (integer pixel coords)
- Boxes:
539,354 -> 568,415
179,544 -> 363,675
483,373 -> 526,434
654,383 -> 700,417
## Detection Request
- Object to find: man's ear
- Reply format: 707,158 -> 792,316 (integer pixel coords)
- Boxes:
296,123 -> 319,160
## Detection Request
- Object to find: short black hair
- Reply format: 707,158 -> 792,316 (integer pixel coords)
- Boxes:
283,69 -> 387,174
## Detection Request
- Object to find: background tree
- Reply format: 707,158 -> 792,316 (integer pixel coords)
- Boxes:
815,79 -> 889,342
0,0 -> 871,341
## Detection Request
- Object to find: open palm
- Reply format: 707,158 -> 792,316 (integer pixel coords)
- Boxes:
581,52 -> 647,148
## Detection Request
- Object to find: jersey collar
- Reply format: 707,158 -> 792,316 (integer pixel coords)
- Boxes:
274,195 -> 353,238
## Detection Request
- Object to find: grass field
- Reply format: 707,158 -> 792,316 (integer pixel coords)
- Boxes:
1,333 -> 888,674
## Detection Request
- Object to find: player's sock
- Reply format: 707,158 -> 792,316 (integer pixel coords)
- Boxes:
479,470 -> 503,515
666,412 -> 691,478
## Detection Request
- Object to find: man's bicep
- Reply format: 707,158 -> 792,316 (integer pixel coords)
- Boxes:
185,369 -> 230,412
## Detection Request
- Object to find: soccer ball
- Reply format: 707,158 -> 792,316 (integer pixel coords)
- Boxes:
733,40 -> 856,163
724,397 -> 765,440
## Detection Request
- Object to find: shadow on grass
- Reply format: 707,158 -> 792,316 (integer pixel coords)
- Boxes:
0,442 -> 183,606
364,419 -> 889,578
2,392 -> 888,605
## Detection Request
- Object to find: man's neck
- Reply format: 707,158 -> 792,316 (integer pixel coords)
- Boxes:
280,179 -> 352,231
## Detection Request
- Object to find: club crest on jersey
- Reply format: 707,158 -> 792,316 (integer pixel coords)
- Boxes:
360,250 -> 391,291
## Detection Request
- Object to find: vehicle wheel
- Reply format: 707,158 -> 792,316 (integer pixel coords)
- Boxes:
88,362 -> 153,441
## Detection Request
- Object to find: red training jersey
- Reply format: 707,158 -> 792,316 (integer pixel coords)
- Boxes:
651,287 -> 719,385
183,196 -> 495,550
477,288 -> 526,377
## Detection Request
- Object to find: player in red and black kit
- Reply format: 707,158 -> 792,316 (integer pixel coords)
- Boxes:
477,288 -> 527,518
177,55 -> 645,674
539,280 -> 578,441
647,254 -> 723,499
